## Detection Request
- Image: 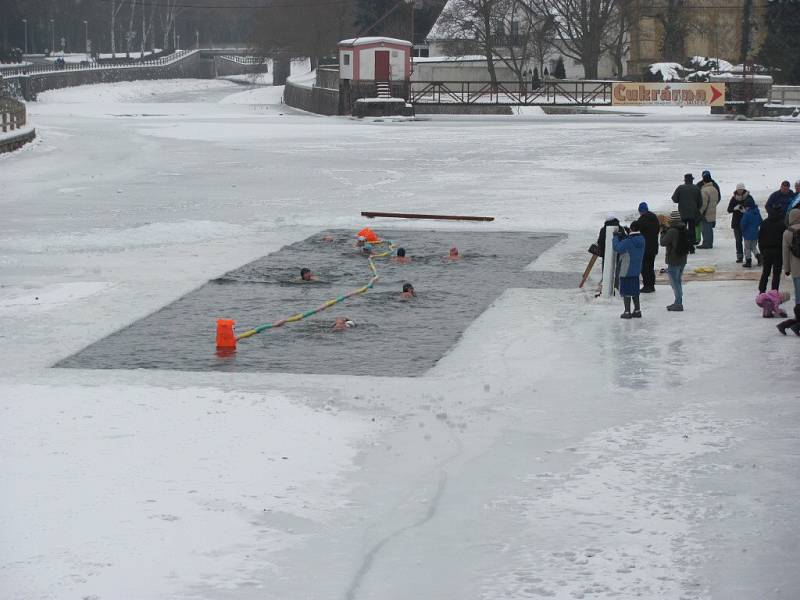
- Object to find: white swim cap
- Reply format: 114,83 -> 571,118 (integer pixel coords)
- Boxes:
345,320 -> 356,328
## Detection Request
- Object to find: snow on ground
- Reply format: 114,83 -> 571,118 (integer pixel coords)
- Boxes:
1,78 -> 799,600
36,78 -> 238,104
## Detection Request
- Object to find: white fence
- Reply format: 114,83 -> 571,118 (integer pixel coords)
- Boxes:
0,50 -> 196,77
770,85 -> 800,106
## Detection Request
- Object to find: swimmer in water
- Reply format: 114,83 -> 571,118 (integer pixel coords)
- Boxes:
299,268 -> 318,282
392,247 -> 411,264
332,317 -> 356,331
447,247 -> 461,261
360,242 -> 374,256
355,236 -> 366,248
321,234 -> 335,243
401,283 -> 416,299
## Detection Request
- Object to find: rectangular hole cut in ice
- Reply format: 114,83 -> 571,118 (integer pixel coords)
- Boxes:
56,229 -> 569,376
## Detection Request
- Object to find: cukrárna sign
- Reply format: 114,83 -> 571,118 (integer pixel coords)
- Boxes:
612,82 -> 725,107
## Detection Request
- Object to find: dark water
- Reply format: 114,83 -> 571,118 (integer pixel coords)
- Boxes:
57,229 -> 570,376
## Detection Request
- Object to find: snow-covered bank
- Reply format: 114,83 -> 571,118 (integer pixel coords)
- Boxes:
2,78 -> 799,600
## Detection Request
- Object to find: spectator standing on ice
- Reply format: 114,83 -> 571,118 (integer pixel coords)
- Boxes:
697,171 -> 720,248
758,205 -> 786,292
595,213 -> 623,258
766,180 -> 794,218
660,211 -> 691,311
740,197 -> 763,268
633,202 -> 659,293
671,173 -> 702,249
783,207 -> 800,305
613,221 -> 645,318
727,183 -> 752,263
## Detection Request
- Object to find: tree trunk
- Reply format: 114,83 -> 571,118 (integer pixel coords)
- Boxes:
111,0 -> 116,57
740,0 -> 753,62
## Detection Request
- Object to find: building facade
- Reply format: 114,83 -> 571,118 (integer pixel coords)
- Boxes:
628,0 -> 768,76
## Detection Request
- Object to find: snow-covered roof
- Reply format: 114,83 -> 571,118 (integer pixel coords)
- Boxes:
339,37 -> 412,47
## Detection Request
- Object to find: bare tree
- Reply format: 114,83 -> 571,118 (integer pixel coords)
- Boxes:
603,0 -> 629,77
521,0 -> 557,76
126,0 -> 137,57
657,0 -> 687,62
110,0 -> 127,58
161,0 -> 181,51
545,0 -> 618,78
433,0 -> 504,85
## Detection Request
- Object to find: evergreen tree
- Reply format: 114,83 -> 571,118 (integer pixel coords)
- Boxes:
757,0 -> 800,84
554,56 -> 566,79
532,67 -> 541,89
355,0 -> 399,34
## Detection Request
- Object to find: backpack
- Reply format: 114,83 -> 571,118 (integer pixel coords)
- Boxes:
675,227 -> 692,256
791,228 -> 800,258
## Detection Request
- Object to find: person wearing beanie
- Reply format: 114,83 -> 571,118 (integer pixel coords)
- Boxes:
758,205 -> 786,292
660,210 -> 691,311
727,183 -> 752,262
671,173 -> 702,249
632,201 -> 660,293
740,197 -> 763,268
612,220 -> 645,318
697,170 -> 720,248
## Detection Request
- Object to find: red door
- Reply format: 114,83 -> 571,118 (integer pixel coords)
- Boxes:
375,51 -> 390,81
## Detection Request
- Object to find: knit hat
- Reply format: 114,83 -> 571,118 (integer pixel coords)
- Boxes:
736,183 -> 745,191
669,210 -> 683,226
684,173 -> 694,181
638,201 -> 649,212
702,170 -> 711,178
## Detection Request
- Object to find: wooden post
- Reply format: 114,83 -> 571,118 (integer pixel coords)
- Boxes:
361,211 -> 494,222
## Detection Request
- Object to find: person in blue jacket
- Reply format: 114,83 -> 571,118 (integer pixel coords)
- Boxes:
612,220 -> 646,319
740,197 -> 763,268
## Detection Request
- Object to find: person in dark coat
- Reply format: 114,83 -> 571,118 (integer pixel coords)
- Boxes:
595,213 -> 623,258
671,173 -> 702,248
758,205 -> 787,292
633,201 -> 660,293
727,183 -> 752,263
766,180 -> 794,218
660,211 -> 690,311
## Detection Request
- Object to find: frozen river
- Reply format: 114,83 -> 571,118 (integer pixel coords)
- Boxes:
1,78 -> 799,600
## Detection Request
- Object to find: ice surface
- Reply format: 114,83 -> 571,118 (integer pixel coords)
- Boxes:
1,78 -> 799,600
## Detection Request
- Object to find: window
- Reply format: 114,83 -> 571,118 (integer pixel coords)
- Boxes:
343,53 -> 350,66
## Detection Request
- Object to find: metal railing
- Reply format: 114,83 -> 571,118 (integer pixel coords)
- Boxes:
410,79 -> 614,106
0,97 -> 26,132
218,55 -> 264,65
0,49 -> 197,77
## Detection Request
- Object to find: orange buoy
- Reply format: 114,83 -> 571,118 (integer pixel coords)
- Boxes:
357,227 -> 379,242
216,319 -> 237,350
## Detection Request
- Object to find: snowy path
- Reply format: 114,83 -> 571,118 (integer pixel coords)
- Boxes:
1,80 -> 799,600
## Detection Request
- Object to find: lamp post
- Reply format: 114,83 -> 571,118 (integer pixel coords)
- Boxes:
84,21 -> 89,53
49,18 -> 55,55
22,19 -> 28,54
